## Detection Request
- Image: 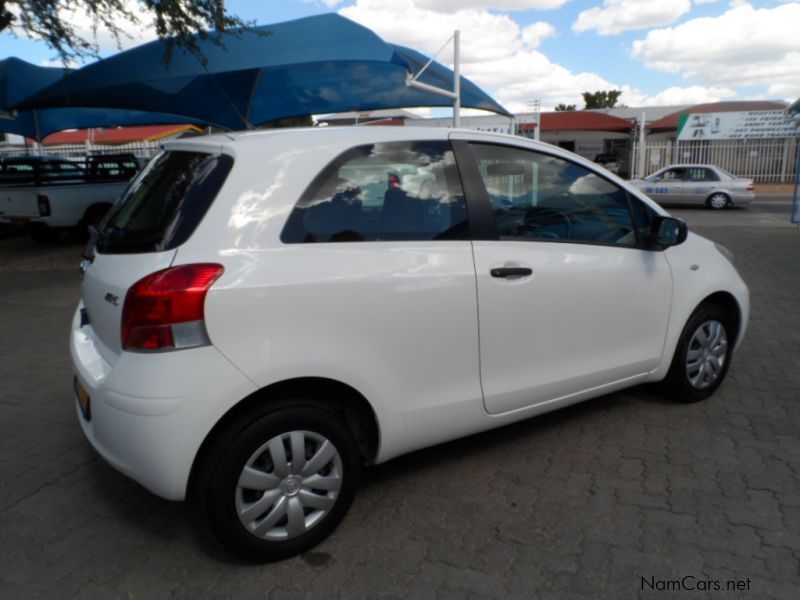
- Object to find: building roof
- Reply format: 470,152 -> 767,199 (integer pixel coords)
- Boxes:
648,101 -> 788,131
519,111 -> 633,133
41,124 -> 202,145
591,106 -> 692,123
316,108 -> 423,124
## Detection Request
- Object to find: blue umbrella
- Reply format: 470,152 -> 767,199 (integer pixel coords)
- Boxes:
16,13 -> 508,130
0,57 -> 207,140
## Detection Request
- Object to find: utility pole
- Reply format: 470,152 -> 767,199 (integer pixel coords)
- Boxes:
637,111 -> 647,178
453,30 -> 460,128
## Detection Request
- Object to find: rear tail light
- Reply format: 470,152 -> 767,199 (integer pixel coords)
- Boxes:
746,183 -> 755,192
121,264 -> 224,351
37,195 -> 51,216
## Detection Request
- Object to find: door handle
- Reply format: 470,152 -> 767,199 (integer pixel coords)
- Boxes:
490,267 -> 532,278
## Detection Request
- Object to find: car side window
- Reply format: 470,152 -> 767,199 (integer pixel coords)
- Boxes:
282,141 -> 467,243
468,143 -> 638,247
662,168 -> 686,181
699,168 -> 719,182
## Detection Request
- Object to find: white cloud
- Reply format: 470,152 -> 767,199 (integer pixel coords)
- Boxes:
415,0 -> 567,10
631,3 -> 800,99
11,0 -> 157,62
574,0 -> 692,36
638,85 -> 737,106
521,22 -> 556,49
302,0 -> 345,7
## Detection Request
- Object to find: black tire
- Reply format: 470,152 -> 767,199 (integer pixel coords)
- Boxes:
196,403 -> 361,562
661,302 -> 734,402
28,225 -> 62,244
706,192 -> 730,210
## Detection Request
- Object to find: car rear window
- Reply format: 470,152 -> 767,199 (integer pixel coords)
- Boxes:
95,150 -> 233,254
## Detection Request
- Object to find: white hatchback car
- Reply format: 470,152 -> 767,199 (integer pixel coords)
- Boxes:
71,127 -> 748,561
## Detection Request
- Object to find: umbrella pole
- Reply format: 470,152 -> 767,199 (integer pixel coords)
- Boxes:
405,31 -> 462,127
33,109 -> 42,156
453,30 -> 460,128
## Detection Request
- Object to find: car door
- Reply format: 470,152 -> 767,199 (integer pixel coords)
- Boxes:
686,167 -> 718,204
451,135 -> 673,414
653,167 -> 688,203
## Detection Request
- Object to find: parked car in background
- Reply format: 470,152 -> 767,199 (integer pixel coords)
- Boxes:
0,153 -> 143,242
0,156 -> 85,186
630,164 -> 754,209
71,127 -> 748,562
593,152 -> 621,175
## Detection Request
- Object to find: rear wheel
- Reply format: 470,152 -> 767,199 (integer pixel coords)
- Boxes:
196,404 -> 361,562
661,302 -> 734,402
706,192 -> 730,209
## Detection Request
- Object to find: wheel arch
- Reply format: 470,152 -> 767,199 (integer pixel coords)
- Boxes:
187,377 -> 381,498
700,290 -> 742,344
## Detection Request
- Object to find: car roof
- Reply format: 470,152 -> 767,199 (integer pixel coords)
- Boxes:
161,125 -> 546,154
657,164 -> 720,169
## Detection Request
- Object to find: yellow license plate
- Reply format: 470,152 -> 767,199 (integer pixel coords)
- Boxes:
74,377 -> 91,421
9,217 -> 29,226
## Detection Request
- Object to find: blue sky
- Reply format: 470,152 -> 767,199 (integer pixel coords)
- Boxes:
1,1 -> 798,112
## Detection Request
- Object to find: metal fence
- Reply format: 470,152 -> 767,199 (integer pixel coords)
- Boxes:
0,141 -> 161,160
631,138 -> 799,182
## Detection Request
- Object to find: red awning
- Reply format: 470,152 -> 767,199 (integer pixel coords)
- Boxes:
520,111 -> 633,133
40,124 -> 201,145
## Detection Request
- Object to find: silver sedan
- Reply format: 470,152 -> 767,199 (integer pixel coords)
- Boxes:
631,164 -> 754,209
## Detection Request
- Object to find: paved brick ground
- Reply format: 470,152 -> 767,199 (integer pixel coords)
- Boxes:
0,206 -> 798,599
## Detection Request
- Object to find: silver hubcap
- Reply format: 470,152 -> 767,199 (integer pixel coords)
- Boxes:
235,430 -> 343,541
709,194 -> 728,209
685,319 -> 728,390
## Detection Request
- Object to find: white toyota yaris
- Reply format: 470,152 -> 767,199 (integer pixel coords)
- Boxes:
71,127 -> 748,561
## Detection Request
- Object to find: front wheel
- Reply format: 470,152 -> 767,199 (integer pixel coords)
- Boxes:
197,404 -> 361,562
661,303 -> 734,402
706,193 -> 730,209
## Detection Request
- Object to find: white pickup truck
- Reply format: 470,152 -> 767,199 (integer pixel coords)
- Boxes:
0,154 -> 143,243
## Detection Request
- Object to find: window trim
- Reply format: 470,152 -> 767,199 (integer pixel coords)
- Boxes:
455,141 -> 657,251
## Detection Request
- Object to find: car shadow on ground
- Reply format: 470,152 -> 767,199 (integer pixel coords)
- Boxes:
361,383 -> 674,489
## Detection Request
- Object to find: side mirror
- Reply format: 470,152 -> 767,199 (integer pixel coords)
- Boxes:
651,216 -> 687,248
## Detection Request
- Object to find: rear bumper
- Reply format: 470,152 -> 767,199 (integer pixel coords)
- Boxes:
70,304 -> 258,500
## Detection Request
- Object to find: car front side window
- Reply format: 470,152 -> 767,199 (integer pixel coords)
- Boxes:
467,143 -> 639,247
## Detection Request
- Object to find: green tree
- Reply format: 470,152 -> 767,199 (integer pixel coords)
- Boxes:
554,103 -> 576,111
582,90 -> 622,109
0,0 -> 257,63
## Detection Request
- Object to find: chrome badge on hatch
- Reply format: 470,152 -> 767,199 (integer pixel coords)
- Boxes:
104,292 -> 120,306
